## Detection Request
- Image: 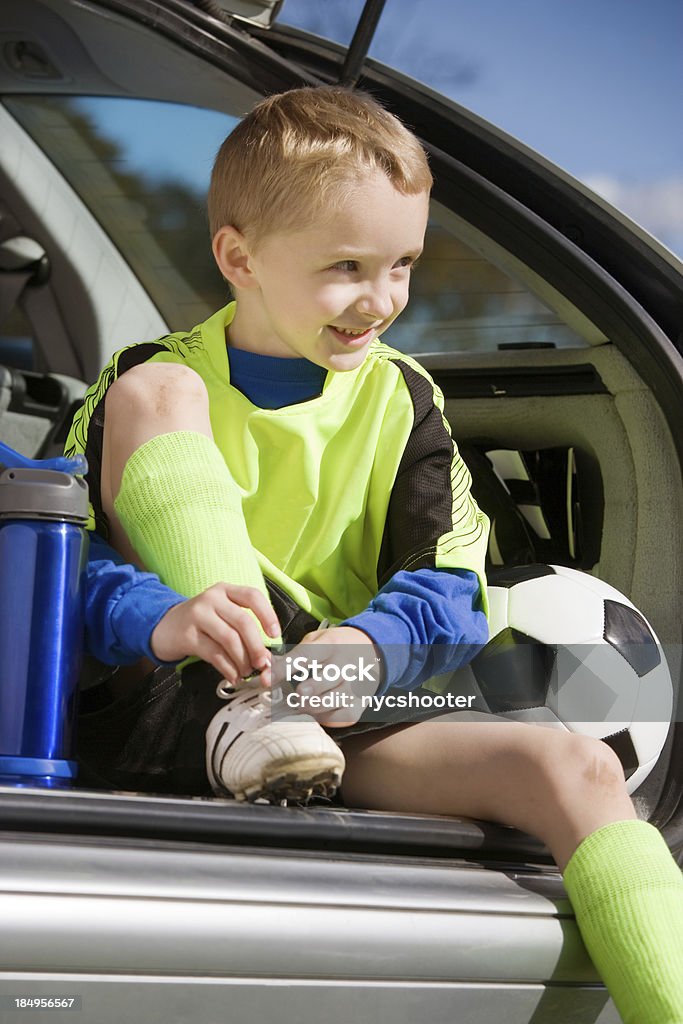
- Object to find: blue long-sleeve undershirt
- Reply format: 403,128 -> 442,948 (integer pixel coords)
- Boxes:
343,568 -> 488,695
86,533 -> 185,665
84,346 -> 488,686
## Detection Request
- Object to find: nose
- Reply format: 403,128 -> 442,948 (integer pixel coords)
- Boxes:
356,275 -> 396,322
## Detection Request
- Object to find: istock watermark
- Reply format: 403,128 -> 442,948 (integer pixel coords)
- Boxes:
269,643 -> 483,726
268,641 -> 681,728
285,654 -> 378,684
283,687 -> 477,714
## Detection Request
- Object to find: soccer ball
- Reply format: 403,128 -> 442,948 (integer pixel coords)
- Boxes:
440,564 -> 673,795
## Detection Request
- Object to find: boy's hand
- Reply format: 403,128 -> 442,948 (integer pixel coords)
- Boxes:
150,583 -> 281,686
272,625 -> 381,728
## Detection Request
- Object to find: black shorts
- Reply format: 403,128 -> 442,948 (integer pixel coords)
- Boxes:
77,577 -> 319,795
76,579 -> 451,797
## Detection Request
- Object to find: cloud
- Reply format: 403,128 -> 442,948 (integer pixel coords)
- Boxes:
581,175 -> 683,257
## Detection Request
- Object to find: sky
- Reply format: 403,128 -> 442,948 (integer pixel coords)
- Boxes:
79,0 -> 683,259
281,0 -> 683,258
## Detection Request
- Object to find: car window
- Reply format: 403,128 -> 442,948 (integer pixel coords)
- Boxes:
4,96 -> 235,334
5,95 -> 589,356
0,304 -> 33,370
386,202 -> 591,354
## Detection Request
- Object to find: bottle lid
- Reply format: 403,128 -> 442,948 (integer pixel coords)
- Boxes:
0,467 -> 89,523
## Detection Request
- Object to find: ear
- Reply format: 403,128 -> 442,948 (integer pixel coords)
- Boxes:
212,225 -> 258,290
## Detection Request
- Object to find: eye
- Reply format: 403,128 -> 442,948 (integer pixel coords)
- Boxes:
394,256 -> 420,270
331,260 -> 359,272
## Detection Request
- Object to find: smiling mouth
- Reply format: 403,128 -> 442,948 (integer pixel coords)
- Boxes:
328,324 -> 377,345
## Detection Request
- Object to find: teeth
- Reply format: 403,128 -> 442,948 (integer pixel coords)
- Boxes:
334,327 -> 368,336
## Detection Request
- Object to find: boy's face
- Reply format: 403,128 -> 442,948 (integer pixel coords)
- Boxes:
224,170 -> 429,371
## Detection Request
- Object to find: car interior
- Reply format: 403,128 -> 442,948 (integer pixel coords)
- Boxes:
0,0 -> 681,844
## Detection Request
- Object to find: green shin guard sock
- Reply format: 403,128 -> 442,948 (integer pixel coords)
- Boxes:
113,430 -> 278,642
563,819 -> 683,1024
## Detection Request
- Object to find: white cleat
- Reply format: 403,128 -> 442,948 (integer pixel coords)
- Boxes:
205,681 -> 345,803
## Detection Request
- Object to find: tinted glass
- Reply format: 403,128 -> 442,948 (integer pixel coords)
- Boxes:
0,305 -> 33,370
6,95 -> 587,353
387,205 -> 588,353
5,96 -> 235,330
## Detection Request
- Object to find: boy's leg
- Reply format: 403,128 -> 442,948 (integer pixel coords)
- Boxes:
101,361 -> 213,566
339,719 -> 634,869
97,361 -> 345,801
100,361 -> 272,614
339,720 -> 683,1024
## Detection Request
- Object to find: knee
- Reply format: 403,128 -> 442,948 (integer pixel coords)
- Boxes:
575,735 -> 626,791
106,363 -> 208,419
534,731 -> 626,804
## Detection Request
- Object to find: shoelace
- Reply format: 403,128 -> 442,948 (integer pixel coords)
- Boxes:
225,619 -> 331,693
218,682 -> 290,715
215,678 -> 265,706
216,617 -> 332,706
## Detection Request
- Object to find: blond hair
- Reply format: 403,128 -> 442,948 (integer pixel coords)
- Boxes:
208,86 -> 432,245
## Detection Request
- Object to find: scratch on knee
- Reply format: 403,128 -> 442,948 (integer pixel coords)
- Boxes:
154,381 -> 171,418
582,748 -> 622,790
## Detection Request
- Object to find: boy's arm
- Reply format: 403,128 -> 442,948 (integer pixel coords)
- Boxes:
341,566 -> 488,694
377,360 -> 490,610
281,568 -> 487,728
86,535 -> 279,684
323,361 -> 491,695
346,359 -> 491,691
86,533 -> 185,665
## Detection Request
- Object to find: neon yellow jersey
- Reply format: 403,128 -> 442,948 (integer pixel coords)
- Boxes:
65,303 -> 489,622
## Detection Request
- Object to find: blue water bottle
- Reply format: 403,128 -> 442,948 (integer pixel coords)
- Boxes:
0,442 -> 89,788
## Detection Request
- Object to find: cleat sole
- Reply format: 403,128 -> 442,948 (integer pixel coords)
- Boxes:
234,766 -> 343,804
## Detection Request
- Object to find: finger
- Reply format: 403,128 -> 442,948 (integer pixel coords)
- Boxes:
294,652 -> 358,700
223,585 -> 282,639
189,593 -> 270,676
295,658 -> 380,709
256,662 -> 272,689
269,652 -> 287,689
296,697 -> 360,729
319,711 -> 361,728
203,615 -> 260,679
297,629 -> 328,645
184,608 -> 253,678
192,634 -> 241,685
213,605 -> 273,674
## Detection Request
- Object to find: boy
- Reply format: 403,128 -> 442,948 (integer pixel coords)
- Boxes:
66,87 -> 681,1023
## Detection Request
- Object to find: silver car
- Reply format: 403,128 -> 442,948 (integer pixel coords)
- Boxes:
0,1 -> 681,1021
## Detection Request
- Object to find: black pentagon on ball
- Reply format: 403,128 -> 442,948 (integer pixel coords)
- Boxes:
603,600 -> 661,678
487,563 -> 556,589
601,728 -> 639,780
472,627 -> 556,713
